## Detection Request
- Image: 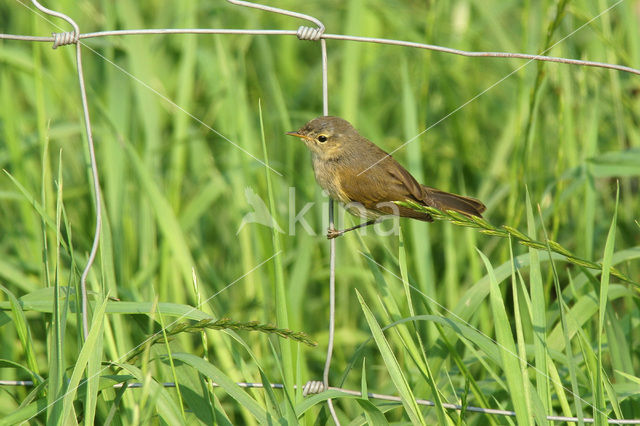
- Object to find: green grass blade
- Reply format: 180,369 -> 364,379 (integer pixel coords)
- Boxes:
257,102 -> 296,422
478,251 -> 532,426
61,295 -> 109,425
113,362 -> 186,425
0,284 -> 40,382
524,190 -> 551,420
172,352 -> 267,423
595,186 -> 618,423
355,290 -> 428,425
121,141 -> 196,295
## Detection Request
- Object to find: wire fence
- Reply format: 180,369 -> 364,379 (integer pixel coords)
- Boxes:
2,379 -> 640,424
1,0 -> 639,424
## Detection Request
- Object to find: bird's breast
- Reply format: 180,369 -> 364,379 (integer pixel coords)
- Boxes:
311,156 -> 351,204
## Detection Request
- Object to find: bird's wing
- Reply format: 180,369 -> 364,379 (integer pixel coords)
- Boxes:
422,186 -> 486,217
337,155 -> 433,221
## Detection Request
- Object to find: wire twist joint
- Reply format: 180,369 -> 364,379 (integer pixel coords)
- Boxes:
302,380 -> 326,396
52,31 -> 78,49
296,26 -> 324,41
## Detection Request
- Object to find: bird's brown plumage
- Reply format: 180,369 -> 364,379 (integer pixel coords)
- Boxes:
287,116 -> 485,221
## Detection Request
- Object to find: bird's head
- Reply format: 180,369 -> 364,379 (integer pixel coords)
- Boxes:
286,116 -> 359,159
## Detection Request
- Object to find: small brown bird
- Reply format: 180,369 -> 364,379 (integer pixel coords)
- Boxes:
287,116 -> 485,238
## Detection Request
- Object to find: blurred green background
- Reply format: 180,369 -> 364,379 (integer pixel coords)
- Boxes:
0,0 -> 639,424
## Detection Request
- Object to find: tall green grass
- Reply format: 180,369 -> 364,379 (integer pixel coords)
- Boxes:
0,0 -> 639,424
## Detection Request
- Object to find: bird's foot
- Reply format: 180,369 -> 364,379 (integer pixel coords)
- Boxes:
326,228 -> 343,239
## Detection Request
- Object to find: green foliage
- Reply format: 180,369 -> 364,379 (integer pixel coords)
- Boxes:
398,201 -> 637,285
0,0 -> 639,424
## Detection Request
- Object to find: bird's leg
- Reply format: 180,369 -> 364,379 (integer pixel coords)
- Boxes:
327,219 -> 377,239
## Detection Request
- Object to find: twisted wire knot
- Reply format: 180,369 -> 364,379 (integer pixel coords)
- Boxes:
296,26 -> 324,41
302,380 -> 326,396
52,31 -> 78,49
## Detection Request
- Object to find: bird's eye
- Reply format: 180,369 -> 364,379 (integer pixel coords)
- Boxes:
317,135 -> 328,143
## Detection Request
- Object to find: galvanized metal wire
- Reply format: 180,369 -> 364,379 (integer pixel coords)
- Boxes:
2,379 -> 640,424
3,29 -> 639,76
29,0 -> 101,341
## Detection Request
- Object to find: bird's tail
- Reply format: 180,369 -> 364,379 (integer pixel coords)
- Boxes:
422,186 -> 486,218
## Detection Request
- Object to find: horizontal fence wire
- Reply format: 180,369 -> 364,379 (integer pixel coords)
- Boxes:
2,379 -> 640,425
2,29 -> 640,75
1,0 -> 639,424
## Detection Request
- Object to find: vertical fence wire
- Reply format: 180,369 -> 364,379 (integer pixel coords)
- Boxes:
319,35 -> 340,424
225,3 -> 338,422
30,0 -> 102,341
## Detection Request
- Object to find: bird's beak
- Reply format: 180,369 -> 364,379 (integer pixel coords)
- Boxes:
286,131 -> 309,141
